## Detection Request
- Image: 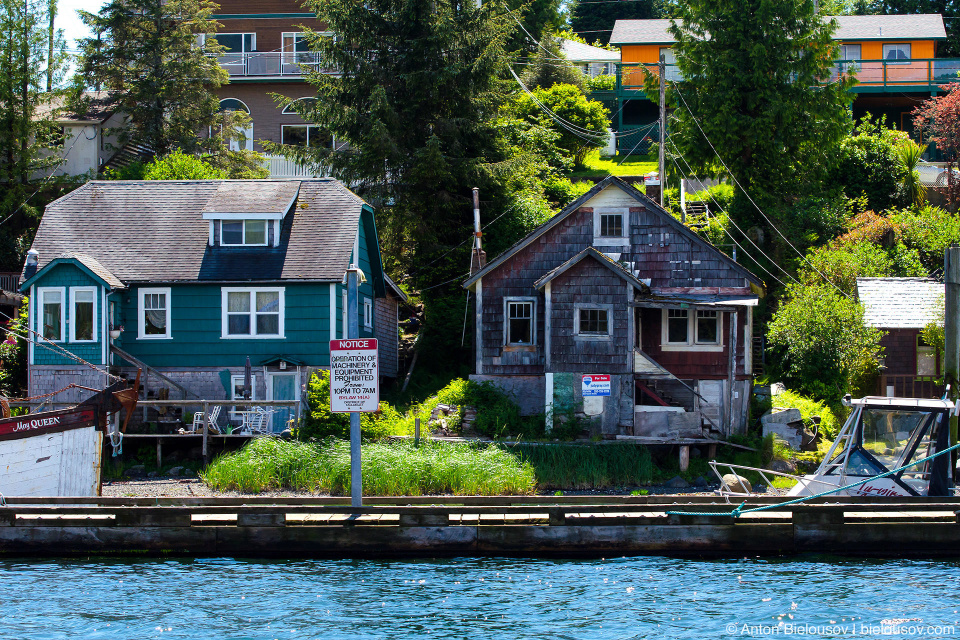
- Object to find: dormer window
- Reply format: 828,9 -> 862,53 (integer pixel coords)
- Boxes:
221,219 -> 268,246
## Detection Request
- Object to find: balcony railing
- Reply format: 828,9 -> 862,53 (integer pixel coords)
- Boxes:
617,58 -> 960,94
262,154 -> 330,179
0,272 -> 20,293
216,52 -> 335,77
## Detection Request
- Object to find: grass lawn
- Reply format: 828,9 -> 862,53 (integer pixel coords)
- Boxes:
568,149 -> 658,178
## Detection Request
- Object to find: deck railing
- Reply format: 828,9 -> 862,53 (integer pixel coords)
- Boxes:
214,52 -> 336,77
262,154 -> 330,179
0,272 -> 20,293
617,58 -> 960,94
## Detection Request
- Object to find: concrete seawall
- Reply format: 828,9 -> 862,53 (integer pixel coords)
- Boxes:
1,496 -> 958,558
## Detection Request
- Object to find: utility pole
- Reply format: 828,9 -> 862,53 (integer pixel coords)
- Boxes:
945,244 -> 960,481
658,53 -> 666,209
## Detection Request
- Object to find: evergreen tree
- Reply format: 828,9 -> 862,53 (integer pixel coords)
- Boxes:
0,0 -> 68,271
666,0 -> 855,219
520,32 -> 586,91
77,0 -> 264,175
570,0 -> 661,45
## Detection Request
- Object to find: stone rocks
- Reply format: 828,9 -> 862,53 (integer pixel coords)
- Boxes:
123,465 -> 146,478
662,475 -> 690,489
769,459 -> 798,475
167,466 -> 184,477
693,476 -> 708,488
147,471 -> 158,478
721,473 -> 753,494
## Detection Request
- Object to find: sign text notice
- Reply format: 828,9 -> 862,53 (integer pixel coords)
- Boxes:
330,339 -> 379,413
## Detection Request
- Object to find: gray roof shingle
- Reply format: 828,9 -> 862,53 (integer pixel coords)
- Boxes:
24,179 -> 367,284
856,277 -> 943,329
610,14 -> 946,45
560,39 -> 620,63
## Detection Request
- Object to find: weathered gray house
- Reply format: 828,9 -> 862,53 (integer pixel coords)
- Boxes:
464,176 -> 764,440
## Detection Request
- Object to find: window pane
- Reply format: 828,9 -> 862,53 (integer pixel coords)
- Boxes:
228,291 -> 250,312
667,309 -> 688,343
42,296 -> 61,340
222,221 -> 243,244
74,297 -> 94,341
307,126 -> 331,149
509,318 -> 531,344
696,310 -> 718,344
579,308 -> 608,334
257,314 -> 279,335
282,126 -> 308,147
256,291 -> 279,313
215,34 -> 243,52
600,214 -> 622,237
245,219 -> 266,245
228,314 -> 251,335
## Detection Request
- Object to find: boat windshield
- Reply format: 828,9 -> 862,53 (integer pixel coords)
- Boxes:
860,408 -> 932,470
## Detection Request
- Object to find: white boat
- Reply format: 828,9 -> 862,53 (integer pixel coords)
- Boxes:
0,381 -> 137,498
712,394 -> 957,499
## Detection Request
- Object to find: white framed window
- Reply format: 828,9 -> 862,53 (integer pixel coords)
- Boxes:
695,310 -> 720,345
220,219 -> 268,246
281,97 -> 317,115
37,287 -> 65,342
838,44 -> 861,73
917,334 -> 938,376
138,288 -> 171,339
282,32 -> 320,68
575,304 -> 612,339
883,43 -> 911,64
281,124 -> 331,148
213,32 -> 256,57
217,98 -> 253,152
593,207 -> 629,246
70,287 -> 98,342
661,308 -> 724,351
230,373 -> 257,422
221,287 -> 285,339
363,298 -> 373,329
504,297 -> 536,346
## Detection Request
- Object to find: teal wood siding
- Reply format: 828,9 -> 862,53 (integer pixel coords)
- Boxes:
116,282 -> 334,368
357,210 -> 376,339
30,263 -> 104,366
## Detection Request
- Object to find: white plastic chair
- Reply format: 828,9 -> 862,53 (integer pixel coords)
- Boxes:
191,405 -> 222,434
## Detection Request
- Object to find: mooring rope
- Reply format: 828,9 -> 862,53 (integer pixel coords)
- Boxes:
667,440 -> 960,518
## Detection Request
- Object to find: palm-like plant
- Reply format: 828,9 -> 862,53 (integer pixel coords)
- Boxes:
896,139 -> 926,208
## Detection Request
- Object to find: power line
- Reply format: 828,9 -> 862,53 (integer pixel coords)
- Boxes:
669,81 -> 850,298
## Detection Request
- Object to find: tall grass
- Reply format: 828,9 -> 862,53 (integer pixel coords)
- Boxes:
202,438 -> 536,495
508,443 -> 654,490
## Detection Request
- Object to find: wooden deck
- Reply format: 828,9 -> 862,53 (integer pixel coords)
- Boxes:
1,496 -> 958,558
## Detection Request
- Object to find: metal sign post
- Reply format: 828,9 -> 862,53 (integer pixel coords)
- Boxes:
330,265 -> 378,507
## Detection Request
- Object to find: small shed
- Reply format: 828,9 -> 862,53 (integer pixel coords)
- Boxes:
856,277 -> 943,398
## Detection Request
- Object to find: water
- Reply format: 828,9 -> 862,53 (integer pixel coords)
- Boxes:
2,556 -> 959,639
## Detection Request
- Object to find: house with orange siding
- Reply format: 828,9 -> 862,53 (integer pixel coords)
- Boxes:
607,14 -> 950,150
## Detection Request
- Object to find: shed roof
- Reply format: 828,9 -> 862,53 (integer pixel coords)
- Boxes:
856,277 -> 942,329
200,181 -> 300,216
559,39 -> 620,63
534,247 -> 650,291
22,179 -> 368,285
609,14 -> 946,45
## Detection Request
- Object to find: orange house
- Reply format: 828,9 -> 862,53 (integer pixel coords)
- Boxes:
609,14 -> 949,138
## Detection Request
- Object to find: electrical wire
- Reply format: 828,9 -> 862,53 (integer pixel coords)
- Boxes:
670,81 -> 850,297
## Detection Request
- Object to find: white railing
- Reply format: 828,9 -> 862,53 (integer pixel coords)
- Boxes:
263,155 -> 329,179
216,52 -> 336,77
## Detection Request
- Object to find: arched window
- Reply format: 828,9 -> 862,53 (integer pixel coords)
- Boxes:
282,97 -> 317,115
218,98 -> 253,151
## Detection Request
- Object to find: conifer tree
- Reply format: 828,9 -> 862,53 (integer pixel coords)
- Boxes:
77,0 -> 265,176
0,0 -> 67,270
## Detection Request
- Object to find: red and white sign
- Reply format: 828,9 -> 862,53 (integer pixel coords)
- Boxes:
330,339 -> 379,413
582,374 -> 611,397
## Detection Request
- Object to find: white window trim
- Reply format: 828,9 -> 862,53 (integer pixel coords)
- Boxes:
363,298 -> 373,329
211,32 -> 257,54
574,303 -> 613,340
220,219 -> 269,247
660,308 -> 724,352
883,42 -> 911,65
221,287 -> 285,339
230,373 -> 257,422
593,207 -> 630,247
280,124 -> 332,149
138,287 -> 172,340
37,286 -> 66,342
503,296 -> 537,346
69,286 -> 99,343
282,97 -> 317,115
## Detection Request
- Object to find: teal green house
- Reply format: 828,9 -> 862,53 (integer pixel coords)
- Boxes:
19,179 -> 404,431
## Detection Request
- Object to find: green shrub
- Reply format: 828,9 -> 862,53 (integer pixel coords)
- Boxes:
771,389 -> 844,440
586,74 -> 616,92
202,437 -> 536,495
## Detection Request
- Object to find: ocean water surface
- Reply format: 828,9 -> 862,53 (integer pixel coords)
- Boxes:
1,555 -> 958,639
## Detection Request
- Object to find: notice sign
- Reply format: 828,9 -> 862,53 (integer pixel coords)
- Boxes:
582,374 -> 611,397
330,339 -> 379,413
